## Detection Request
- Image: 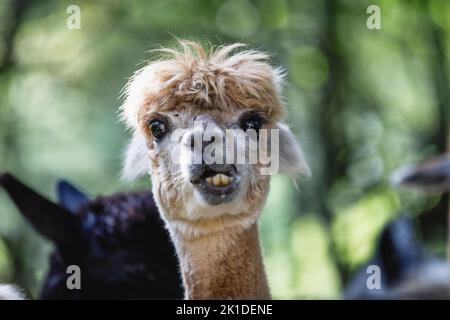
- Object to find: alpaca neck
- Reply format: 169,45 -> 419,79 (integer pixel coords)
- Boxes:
170,221 -> 270,299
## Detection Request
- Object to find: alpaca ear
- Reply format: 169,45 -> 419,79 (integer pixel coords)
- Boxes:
57,180 -> 89,213
0,172 -> 81,246
122,132 -> 149,181
277,123 -> 311,177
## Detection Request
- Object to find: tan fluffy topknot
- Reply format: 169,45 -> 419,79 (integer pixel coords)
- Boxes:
120,40 -> 285,130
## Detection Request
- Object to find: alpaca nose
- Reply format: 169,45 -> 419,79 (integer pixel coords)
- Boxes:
206,163 -> 235,174
186,132 -> 216,151
183,115 -> 224,154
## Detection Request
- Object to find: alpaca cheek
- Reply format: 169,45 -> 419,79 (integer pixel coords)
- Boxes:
244,177 -> 270,213
153,175 -> 185,220
148,151 -> 160,176
153,181 -> 173,218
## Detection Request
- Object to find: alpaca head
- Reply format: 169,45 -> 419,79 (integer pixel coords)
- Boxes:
121,41 -> 310,236
390,154 -> 450,193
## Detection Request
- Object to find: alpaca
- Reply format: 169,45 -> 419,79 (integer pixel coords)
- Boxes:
0,172 -> 182,299
120,41 -> 310,299
390,154 -> 450,193
389,155 -> 450,299
345,216 -> 449,299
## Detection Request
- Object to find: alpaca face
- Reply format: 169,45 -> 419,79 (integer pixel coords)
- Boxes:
121,41 -> 310,230
144,108 -> 273,221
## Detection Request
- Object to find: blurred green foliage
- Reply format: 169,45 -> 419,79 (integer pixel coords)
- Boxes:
0,0 -> 448,299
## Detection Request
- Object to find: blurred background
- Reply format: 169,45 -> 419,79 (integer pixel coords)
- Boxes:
0,0 -> 448,299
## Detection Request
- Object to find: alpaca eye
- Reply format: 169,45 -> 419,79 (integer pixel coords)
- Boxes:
149,120 -> 167,140
241,115 -> 264,132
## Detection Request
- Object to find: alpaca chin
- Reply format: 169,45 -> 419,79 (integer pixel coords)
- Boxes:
185,193 -> 246,219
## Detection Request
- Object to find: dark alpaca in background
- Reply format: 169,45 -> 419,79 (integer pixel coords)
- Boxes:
346,155 -> 450,300
345,216 -> 449,299
0,172 -> 182,299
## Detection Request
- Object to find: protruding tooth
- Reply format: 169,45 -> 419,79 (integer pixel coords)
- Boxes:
220,174 -> 230,185
206,177 -> 213,185
212,174 -> 221,186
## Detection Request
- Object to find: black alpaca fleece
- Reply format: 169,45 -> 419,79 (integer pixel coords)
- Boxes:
344,216 -> 449,299
0,172 -> 182,299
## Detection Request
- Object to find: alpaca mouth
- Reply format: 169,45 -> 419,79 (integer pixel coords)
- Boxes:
190,165 -> 241,205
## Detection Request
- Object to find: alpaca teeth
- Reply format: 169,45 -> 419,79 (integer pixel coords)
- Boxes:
212,174 -> 221,186
205,174 -> 233,186
220,174 -> 230,185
